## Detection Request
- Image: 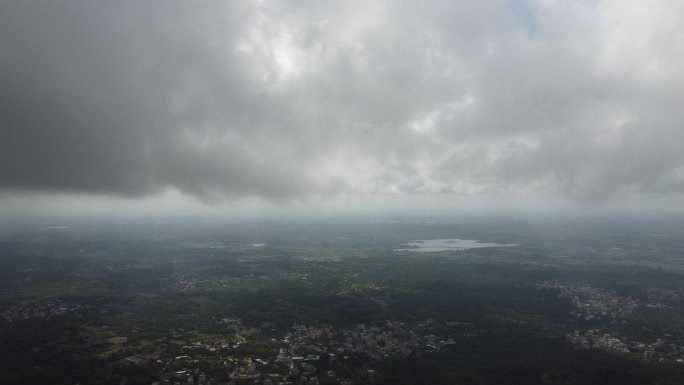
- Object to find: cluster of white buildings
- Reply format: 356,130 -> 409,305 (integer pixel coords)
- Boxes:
150,319 -> 458,385
286,320 -> 455,361
539,281 -> 684,362
537,282 -> 639,322
0,299 -> 91,322
172,276 -> 242,293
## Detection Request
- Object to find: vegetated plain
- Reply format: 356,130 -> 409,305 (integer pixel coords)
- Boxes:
2,216 -> 684,384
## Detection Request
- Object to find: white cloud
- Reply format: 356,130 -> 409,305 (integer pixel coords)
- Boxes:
1,0 -> 683,210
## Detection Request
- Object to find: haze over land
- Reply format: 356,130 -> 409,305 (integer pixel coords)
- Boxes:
1,0 -> 684,217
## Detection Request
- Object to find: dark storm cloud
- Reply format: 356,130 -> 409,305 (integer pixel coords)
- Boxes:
1,0 -> 683,204
0,1 -> 318,201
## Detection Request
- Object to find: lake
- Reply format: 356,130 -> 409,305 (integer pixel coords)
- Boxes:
396,238 -> 517,252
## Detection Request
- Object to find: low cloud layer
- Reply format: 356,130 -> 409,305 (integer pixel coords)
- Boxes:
1,0 -> 683,205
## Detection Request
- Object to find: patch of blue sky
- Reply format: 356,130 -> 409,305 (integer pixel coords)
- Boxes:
509,0 -> 537,37
510,0 -> 599,38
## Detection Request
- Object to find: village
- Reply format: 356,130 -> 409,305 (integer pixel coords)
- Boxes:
0,299 -> 95,322
537,282 -> 684,362
149,319 -> 460,385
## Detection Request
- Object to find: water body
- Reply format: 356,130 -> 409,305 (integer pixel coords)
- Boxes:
396,239 -> 517,252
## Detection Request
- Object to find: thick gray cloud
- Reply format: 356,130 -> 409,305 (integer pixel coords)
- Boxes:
1,0 -> 683,205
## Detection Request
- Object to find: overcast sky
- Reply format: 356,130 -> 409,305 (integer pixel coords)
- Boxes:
1,0 -> 683,216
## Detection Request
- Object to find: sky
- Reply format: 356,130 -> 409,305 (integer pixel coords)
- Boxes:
1,0 -> 683,217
